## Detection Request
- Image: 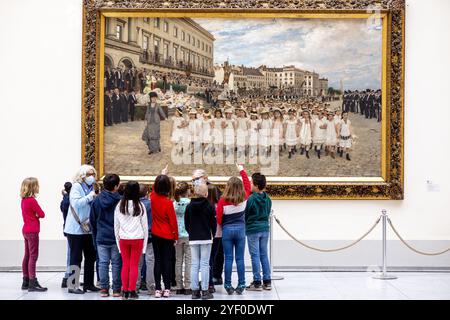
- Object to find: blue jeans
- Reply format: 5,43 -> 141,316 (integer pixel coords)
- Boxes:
190,243 -> 212,291
97,243 -> 122,291
64,238 -> 71,279
222,224 -> 246,287
247,231 -> 271,282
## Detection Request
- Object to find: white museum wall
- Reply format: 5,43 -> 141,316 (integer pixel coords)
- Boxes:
0,0 -> 449,269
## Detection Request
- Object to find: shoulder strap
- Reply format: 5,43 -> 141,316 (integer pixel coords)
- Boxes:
69,204 -> 83,226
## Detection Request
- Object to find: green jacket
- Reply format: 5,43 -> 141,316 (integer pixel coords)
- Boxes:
245,192 -> 272,234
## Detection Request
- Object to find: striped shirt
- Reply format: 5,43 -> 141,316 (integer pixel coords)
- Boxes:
216,170 -> 251,227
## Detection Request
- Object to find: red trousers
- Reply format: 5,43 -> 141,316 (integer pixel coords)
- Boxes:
119,239 -> 144,291
22,232 -> 39,279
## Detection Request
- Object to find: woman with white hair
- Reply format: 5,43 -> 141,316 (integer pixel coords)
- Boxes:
64,164 -> 101,294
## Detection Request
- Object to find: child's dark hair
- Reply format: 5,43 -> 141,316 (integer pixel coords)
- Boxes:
139,183 -> 150,198
251,173 -> 267,191
117,183 -> 126,196
207,184 -> 220,205
103,174 -> 120,191
64,182 -> 72,194
119,181 -> 143,217
174,181 -> 190,202
153,174 -> 171,196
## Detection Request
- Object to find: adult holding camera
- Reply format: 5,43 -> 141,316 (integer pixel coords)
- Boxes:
64,164 -> 101,294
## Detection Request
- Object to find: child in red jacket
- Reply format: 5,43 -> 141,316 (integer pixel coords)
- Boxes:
150,173 -> 178,298
20,177 -> 47,292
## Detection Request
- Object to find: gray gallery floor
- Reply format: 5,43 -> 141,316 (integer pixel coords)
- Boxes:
1,271 -> 450,300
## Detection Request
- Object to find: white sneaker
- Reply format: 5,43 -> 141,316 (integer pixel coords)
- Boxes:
154,290 -> 162,298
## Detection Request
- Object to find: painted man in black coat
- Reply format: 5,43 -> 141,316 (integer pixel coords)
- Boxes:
104,90 -> 113,126
128,89 -> 137,122
112,88 -> 122,124
120,89 -> 129,123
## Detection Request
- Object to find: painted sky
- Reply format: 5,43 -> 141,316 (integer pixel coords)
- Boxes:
194,18 -> 382,90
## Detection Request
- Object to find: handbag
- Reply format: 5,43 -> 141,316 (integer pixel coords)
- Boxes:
69,204 -> 91,234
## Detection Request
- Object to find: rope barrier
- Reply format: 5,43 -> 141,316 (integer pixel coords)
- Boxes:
273,215 -> 381,253
388,218 -> 450,256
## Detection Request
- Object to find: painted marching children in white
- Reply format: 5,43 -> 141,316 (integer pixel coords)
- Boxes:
223,109 -> 235,158
187,109 -> 202,155
201,110 -> 214,156
299,110 -> 313,159
235,108 -> 248,159
212,109 -> 224,156
259,108 -> 272,158
170,107 -> 188,156
337,111 -> 353,161
272,108 -> 284,154
248,110 -> 260,159
325,112 -> 339,159
284,108 -> 299,159
312,112 -> 327,159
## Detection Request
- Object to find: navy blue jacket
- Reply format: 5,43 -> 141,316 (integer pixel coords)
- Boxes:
140,197 -> 153,242
60,193 -> 70,236
90,190 -> 122,246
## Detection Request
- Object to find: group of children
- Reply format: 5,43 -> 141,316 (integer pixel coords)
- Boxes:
170,101 -> 354,161
19,163 -> 272,300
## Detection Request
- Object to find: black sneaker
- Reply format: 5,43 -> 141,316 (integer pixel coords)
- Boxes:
129,291 -> 139,300
191,290 -> 201,299
208,285 -> 216,293
263,280 -> 272,291
184,289 -> 192,295
246,281 -> 263,291
61,278 -> 67,289
83,285 -> 101,293
224,285 -> 234,295
202,290 -> 214,300
235,285 -> 246,295
212,277 -> 223,285
140,282 -> 148,291
122,291 -> 129,300
68,288 -> 84,294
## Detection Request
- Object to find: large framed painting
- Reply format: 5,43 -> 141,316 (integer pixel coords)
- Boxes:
81,0 -> 405,199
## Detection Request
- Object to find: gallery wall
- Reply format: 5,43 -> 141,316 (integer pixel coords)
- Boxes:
0,0 -> 449,268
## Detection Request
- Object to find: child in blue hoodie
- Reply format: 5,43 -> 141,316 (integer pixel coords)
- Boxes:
90,174 -> 122,297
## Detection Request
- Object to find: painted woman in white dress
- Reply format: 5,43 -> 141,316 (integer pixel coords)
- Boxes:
325,112 -> 338,159
212,109 -> 224,156
170,107 -> 187,156
284,108 -> 299,159
299,111 -> 313,159
235,108 -> 248,159
312,112 -> 327,159
223,108 -> 235,158
187,109 -> 202,155
337,111 -> 353,161
258,108 -> 272,158
271,108 -> 284,155
247,110 -> 260,159
201,109 -> 214,156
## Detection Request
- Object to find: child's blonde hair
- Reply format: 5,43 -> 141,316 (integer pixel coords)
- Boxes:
222,176 -> 245,205
20,177 -> 39,199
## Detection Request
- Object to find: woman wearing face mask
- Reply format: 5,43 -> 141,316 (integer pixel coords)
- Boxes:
64,164 -> 101,294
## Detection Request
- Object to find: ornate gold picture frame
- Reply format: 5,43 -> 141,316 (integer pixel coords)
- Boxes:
81,0 -> 405,200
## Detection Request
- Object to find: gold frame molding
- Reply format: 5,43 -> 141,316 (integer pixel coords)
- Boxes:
81,0 -> 405,200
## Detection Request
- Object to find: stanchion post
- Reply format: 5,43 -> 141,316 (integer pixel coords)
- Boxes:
270,210 -> 284,281
373,209 -> 397,280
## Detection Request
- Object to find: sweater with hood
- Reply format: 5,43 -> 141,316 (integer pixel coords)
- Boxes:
245,191 -> 272,235
90,190 -> 122,246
